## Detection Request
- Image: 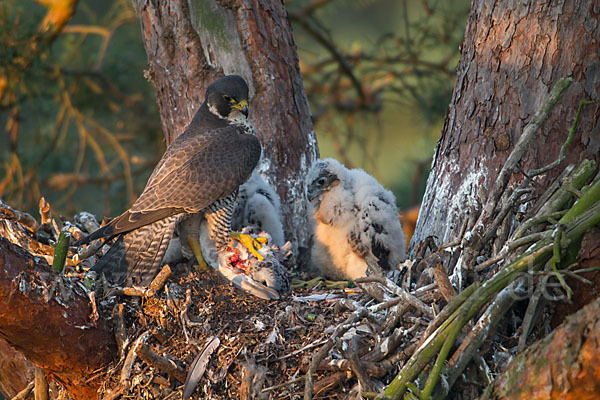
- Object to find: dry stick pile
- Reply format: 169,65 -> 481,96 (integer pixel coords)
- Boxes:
1,79 -> 599,400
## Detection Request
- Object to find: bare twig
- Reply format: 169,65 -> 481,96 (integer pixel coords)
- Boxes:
261,376 -> 304,393
39,197 -> 60,239
337,336 -> 377,394
363,326 -> 407,363
478,78 -> 572,228
88,291 -> 99,323
290,14 -> 366,105
527,100 -> 595,177
432,279 -> 528,400
474,252 -> 506,272
10,381 -> 34,400
77,239 -> 105,261
304,308 -> 367,400
313,372 -> 349,397
274,338 -> 329,361
146,265 -> 171,297
113,303 -> 128,359
120,331 -> 150,389
137,344 -> 186,383
0,200 -> 39,232
433,263 -> 456,302
34,367 -> 48,400
356,272 -> 433,318
518,278 -> 546,352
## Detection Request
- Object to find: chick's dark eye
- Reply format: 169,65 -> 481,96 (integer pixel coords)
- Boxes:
317,177 -> 326,186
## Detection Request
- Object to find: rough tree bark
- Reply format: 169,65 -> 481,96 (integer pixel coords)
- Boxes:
491,296 -> 600,399
135,0 -> 318,253
411,0 -> 600,251
0,237 -> 117,399
0,337 -> 34,398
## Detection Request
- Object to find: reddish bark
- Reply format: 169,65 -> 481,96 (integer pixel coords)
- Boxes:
411,0 -> 600,251
0,237 -> 117,399
0,338 -> 34,398
492,297 -> 600,399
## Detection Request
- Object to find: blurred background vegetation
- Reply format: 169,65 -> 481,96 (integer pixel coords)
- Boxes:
0,0 -> 470,221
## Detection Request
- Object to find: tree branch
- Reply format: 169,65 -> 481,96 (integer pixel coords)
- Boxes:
0,237 -> 116,398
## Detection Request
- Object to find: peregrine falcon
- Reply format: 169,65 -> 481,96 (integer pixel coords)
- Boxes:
80,75 -> 261,286
306,158 -> 406,280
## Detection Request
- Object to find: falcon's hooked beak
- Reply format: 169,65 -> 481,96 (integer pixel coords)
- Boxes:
232,100 -> 249,117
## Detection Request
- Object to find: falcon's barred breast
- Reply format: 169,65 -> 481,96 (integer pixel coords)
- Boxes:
80,75 -> 261,286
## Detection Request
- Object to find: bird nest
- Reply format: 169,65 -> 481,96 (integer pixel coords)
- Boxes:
92,259 -> 441,400
0,198 -> 445,400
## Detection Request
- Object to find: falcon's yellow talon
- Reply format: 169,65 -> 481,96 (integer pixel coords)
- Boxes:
231,231 -> 265,260
186,235 -> 210,270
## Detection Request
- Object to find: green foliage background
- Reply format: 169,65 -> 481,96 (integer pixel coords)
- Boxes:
0,0 -> 470,220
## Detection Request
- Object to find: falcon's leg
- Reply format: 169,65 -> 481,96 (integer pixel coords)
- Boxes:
178,213 -> 203,259
205,191 -> 267,259
205,193 -> 237,249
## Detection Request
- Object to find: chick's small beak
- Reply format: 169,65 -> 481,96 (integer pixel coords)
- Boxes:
234,100 -> 249,117
306,184 -> 316,202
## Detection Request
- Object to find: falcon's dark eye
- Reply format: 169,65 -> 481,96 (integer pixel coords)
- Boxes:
223,95 -> 236,104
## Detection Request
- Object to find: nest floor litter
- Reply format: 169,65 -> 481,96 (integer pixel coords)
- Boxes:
94,260 -> 430,400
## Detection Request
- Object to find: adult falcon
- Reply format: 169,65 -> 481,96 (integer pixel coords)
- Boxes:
80,75 -> 261,286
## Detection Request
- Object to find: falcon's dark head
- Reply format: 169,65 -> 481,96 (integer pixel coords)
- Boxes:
306,159 -> 344,203
205,75 -> 250,122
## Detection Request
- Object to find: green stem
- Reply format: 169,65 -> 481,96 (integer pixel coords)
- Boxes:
563,200 -> 600,239
421,307 -> 467,399
379,245 -> 553,399
419,283 -> 478,344
379,174 -> 600,400
537,159 -> 597,216
52,231 -> 70,273
559,175 -> 600,224
550,227 -> 572,299
556,100 -> 594,163
512,210 -> 567,240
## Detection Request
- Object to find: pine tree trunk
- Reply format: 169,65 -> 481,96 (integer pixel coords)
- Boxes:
411,0 -> 600,251
135,0 -> 318,253
490,297 -> 600,399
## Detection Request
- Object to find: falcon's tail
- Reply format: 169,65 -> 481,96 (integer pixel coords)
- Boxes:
92,215 -> 178,286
